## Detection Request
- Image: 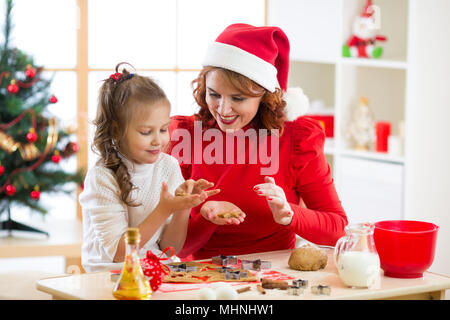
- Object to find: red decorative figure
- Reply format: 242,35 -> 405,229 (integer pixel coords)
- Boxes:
342,0 -> 387,59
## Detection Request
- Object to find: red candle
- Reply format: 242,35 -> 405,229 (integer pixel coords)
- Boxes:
375,121 -> 391,152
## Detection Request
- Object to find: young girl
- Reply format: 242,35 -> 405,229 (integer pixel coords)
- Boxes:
79,63 -> 218,272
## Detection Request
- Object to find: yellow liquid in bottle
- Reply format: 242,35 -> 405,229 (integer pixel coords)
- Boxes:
113,255 -> 152,300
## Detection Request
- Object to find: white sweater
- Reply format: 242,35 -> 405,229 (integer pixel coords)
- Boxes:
79,153 -> 184,272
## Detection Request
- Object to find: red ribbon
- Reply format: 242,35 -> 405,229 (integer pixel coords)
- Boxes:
145,247 -> 175,275
0,109 -> 36,131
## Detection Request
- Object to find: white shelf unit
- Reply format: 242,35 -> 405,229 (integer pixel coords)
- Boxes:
269,0 -> 410,224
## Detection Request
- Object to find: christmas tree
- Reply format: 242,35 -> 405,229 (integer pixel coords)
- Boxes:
0,0 -> 84,235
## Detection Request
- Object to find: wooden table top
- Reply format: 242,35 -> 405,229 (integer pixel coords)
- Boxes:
36,248 -> 450,300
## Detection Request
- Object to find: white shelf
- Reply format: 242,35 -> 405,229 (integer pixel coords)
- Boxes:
323,138 -> 405,165
291,56 -> 337,65
338,148 -> 405,164
339,57 -> 408,70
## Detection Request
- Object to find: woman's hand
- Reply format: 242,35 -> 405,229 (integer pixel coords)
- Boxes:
200,201 -> 246,225
175,179 -> 220,198
254,176 -> 293,225
158,182 -> 208,214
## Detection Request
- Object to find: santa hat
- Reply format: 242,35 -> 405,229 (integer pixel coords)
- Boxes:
202,23 -> 308,120
361,0 -> 374,17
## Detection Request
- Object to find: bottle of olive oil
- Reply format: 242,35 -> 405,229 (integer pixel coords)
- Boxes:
112,228 -> 152,300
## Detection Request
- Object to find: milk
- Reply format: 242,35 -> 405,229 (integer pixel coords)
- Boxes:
337,251 -> 380,288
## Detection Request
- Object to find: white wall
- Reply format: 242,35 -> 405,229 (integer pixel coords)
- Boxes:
405,0 -> 450,276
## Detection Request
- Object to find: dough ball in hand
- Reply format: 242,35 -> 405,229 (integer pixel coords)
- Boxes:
288,244 -> 328,271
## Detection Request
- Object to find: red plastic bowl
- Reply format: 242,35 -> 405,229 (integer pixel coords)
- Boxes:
374,220 -> 439,278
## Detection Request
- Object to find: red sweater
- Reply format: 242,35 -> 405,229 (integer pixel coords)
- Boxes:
167,115 -> 347,260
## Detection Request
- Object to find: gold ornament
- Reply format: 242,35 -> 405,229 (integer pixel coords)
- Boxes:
0,118 -> 58,161
18,143 -> 41,161
0,131 -> 20,153
44,117 -> 59,153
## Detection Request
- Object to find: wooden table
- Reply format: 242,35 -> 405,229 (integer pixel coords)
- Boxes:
0,219 -> 83,273
36,248 -> 450,300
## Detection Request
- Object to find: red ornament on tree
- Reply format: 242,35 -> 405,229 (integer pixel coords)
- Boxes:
30,185 -> 40,200
25,64 -> 37,78
69,142 -> 79,153
140,247 -> 174,292
5,184 -> 16,196
0,165 -> 4,176
26,128 -> 38,143
64,142 -> 79,157
51,150 -> 61,163
49,95 -> 58,103
7,80 -> 19,94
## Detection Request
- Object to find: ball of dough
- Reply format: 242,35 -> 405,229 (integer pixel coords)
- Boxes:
197,287 -> 216,300
288,244 -> 328,271
215,285 -> 238,300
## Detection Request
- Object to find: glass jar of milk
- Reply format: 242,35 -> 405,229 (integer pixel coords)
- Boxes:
334,223 -> 380,288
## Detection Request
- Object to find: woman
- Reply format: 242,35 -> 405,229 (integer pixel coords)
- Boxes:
167,23 -> 347,260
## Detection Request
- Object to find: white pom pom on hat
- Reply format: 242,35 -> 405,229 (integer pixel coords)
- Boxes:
202,23 -> 309,121
283,87 -> 310,121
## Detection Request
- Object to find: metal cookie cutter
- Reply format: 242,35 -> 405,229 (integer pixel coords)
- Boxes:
212,255 -> 238,266
241,259 -> 271,271
224,269 -> 249,280
292,279 -> 308,289
311,285 -> 331,295
168,263 -> 197,272
287,285 -> 304,296
217,266 -> 234,273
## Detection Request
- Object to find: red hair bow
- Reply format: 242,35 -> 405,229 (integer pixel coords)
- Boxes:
109,72 -> 122,81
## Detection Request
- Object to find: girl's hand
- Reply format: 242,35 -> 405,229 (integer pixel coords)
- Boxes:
253,176 -> 293,225
200,201 -> 246,225
175,179 -> 221,197
158,182 -> 207,213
